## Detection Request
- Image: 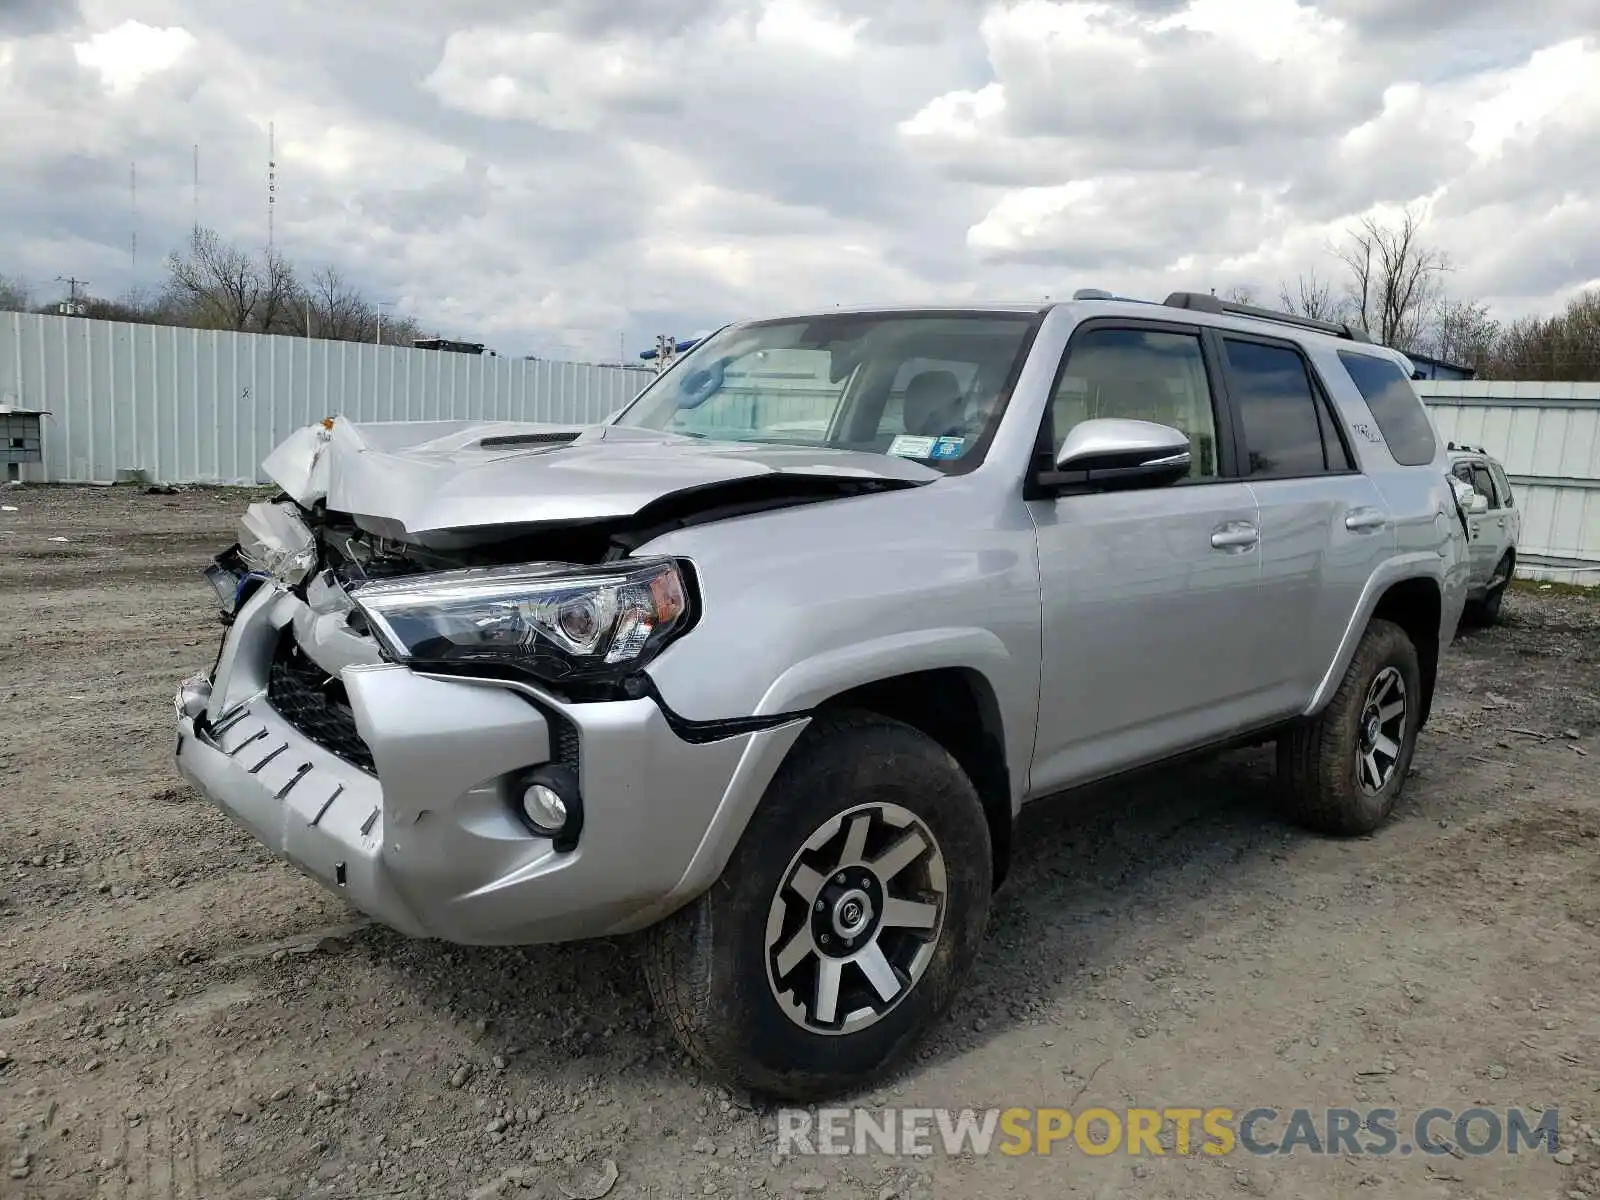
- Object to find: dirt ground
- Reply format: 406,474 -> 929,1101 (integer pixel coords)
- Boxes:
2,484 -> 1599,1200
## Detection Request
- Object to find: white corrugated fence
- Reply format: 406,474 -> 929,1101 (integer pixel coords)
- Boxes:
1416,380 -> 1600,585
1,312 -> 652,485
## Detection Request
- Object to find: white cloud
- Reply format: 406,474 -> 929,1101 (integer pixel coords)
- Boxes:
72,20 -> 195,93
754,0 -> 865,57
1465,38 -> 1597,159
0,2 -> 1595,360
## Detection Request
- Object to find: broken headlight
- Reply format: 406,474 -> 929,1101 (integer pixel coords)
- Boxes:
350,558 -> 692,686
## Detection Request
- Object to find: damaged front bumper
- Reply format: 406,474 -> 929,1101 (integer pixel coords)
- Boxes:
173,580 -> 807,945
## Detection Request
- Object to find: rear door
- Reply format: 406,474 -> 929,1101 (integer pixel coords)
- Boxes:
1488,459 -> 1521,561
1214,333 -> 1395,710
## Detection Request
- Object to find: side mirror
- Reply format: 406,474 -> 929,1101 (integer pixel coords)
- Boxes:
1468,492 -> 1490,514
1043,418 -> 1192,493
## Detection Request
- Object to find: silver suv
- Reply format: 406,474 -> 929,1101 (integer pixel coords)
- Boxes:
173,292 -> 1471,1099
1448,442 -> 1521,625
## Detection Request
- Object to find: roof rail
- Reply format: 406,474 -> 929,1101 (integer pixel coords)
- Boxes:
1162,291 -> 1374,344
1446,441 -> 1488,455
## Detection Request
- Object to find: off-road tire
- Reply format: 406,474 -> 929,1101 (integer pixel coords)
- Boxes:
641,710 -> 993,1101
1277,618 -> 1422,836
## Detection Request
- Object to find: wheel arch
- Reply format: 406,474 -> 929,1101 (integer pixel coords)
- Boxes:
816,667 -> 1014,889
1370,579 -> 1442,729
1309,567 -> 1442,731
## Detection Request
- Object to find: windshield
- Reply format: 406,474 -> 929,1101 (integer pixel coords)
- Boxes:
612,310 -> 1041,470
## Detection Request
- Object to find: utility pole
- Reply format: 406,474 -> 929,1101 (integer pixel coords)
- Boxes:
55,276 -> 89,317
374,299 -> 394,345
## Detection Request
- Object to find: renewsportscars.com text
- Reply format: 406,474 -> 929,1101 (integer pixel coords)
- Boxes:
776,1106 -> 1562,1158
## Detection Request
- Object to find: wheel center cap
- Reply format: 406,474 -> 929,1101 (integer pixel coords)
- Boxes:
1363,712 -> 1381,747
832,889 -> 874,939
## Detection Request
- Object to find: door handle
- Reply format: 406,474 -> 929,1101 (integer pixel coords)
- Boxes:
1344,508 -> 1388,532
1211,522 -> 1259,551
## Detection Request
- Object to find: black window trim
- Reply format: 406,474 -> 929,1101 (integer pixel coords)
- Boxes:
1027,317 -> 1243,497
1207,328 -> 1362,483
1489,459 -> 1515,508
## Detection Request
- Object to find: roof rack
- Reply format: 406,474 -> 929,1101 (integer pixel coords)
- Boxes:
1446,441 -> 1488,455
1071,287 -> 1157,305
1161,291 -> 1374,344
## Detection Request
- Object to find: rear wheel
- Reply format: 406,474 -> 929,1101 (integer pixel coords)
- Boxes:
642,711 -> 993,1101
1278,618 -> 1421,835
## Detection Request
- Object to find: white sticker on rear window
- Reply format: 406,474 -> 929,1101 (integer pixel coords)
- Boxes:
887,434 -> 937,459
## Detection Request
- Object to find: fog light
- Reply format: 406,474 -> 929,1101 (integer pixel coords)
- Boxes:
522,784 -> 568,832
513,765 -> 583,852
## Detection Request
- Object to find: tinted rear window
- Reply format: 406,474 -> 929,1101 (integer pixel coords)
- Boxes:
1225,339 -> 1331,477
1338,352 -> 1437,466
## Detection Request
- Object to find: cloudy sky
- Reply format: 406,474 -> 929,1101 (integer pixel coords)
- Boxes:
1,0 -> 1596,361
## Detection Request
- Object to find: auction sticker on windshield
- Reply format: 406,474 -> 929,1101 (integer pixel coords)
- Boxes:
929,436 -> 965,460
888,434 -> 938,459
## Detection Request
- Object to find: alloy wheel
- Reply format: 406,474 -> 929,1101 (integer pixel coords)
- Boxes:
1356,666 -> 1407,795
764,802 -> 947,1036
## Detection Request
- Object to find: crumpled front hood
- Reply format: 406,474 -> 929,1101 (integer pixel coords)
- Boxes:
261,417 -> 938,540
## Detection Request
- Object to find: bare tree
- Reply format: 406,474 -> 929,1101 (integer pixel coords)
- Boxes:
80,287 -> 172,326
1334,206 -> 1451,350
1480,288 -> 1600,381
305,265 -> 373,341
376,311 -> 422,347
0,273 -> 31,312
1429,297 -> 1499,370
1278,269 -> 1344,322
1221,284 -> 1258,305
163,228 -> 263,330
255,245 -> 302,336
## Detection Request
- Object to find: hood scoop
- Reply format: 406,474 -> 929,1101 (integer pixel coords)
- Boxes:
477,431 -> 582,449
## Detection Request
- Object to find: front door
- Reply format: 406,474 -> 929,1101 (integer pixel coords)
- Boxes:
1458,459 -> 1502,587
1026,323 -> 1273,797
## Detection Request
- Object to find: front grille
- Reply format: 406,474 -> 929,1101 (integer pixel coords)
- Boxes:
267,637 -> 377,775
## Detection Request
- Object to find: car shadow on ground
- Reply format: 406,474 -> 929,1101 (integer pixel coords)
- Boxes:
353,743 -> 1315,1103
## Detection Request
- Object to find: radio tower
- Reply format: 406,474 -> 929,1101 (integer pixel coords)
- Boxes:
129,162 -> 138,281
267,122 -> 276,249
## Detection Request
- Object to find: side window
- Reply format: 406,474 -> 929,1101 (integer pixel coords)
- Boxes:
1490,461 -> 1515,508
1470,464 -> 1498,507
1337,351 -> 1438,466
1051,328 -> 1219,478
1224,339 -> 1336,477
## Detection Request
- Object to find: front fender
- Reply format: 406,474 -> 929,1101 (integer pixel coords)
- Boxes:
655,626 -> 1025,918
752,626 -> 1015,717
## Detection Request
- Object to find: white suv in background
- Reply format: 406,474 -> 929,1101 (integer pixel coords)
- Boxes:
1449,443 -> 1521,625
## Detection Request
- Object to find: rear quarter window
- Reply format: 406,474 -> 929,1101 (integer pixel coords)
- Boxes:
1337,351 -> 1438,466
